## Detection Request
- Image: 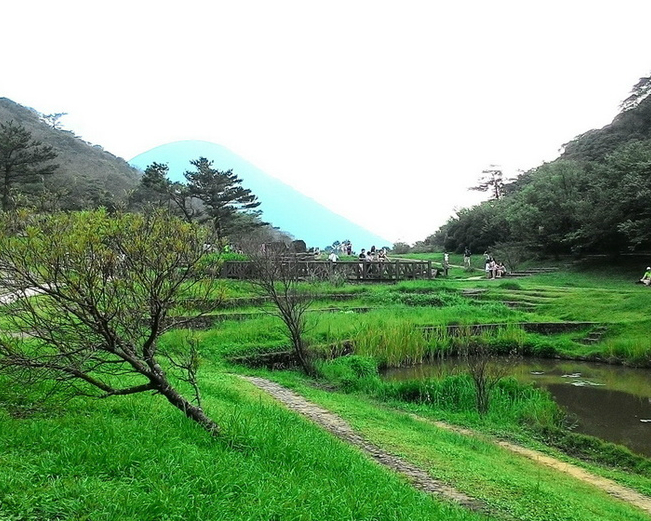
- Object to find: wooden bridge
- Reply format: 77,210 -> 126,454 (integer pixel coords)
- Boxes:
220,260 -> 435,281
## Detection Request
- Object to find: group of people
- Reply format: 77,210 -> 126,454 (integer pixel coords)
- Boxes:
358,245 -> 387,262
461,247 -> 507,278
326,244 -> 389,263
484,256 -> 507,279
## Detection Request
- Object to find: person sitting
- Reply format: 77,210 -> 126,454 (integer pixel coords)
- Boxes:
640,267 -> 651,286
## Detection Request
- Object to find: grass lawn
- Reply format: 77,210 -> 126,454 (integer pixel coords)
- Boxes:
2,263 -> 651,520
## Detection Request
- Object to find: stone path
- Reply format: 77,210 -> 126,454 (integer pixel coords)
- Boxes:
240,376 -> 489,515
241,375 -> 651,518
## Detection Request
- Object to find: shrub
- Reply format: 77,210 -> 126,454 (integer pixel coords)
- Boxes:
316,356 -> 381,393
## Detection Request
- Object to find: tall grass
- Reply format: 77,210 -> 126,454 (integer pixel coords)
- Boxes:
316,355 -> 563,430
354,321 -> 429,366
0,373 -> 483,521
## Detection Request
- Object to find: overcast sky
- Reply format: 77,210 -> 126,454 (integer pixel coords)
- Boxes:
3,1 -> 651,244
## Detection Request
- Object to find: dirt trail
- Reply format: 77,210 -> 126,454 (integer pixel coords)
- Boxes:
412,417 -> 651,516
240,375 -> 651,517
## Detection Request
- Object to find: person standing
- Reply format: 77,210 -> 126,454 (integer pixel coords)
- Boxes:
463,247 -> 471,269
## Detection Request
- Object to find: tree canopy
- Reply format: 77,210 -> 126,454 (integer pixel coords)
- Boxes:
184,157 -> 262,240
425,73 -> 651,257
0,210 -> 220,435
0,121 -> 59,210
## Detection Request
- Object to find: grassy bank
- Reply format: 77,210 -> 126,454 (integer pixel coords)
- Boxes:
0,372 -> 481,521
2,264 -> 651,520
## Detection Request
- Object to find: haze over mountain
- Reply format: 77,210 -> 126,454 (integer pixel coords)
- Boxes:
130,141 -> 392,249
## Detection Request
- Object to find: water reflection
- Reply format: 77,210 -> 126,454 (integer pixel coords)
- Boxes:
383,358 -> 651,457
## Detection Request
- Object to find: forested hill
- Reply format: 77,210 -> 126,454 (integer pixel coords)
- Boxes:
0,98 -> 140,209
561,80 -> 651,162
424,75 -> 651,257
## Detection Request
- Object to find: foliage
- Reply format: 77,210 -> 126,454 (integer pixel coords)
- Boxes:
316,355 -> 381,392
470,166 -> 504,200
185,157 -> 262,240
0,98 -> 140,212
0,120 -> 59,210
129,162 -> 200,222
0,210 -> 221,434
425,74 -> 651,257
390,241 -> 411,254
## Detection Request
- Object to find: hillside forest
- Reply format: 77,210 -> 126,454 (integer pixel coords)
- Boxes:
412,74 -> 651,258
3,73 -> 651,256
0,98 -> 290,246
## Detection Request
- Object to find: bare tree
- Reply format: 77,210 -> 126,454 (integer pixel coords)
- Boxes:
245,242 -> 317,376
459,339 -> 519,416
0,210 -> 221,435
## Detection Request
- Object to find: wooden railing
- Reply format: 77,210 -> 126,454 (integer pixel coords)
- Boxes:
220,260 -> 435,281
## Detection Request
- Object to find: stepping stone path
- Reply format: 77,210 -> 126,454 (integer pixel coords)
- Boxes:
240,376 -> 489,515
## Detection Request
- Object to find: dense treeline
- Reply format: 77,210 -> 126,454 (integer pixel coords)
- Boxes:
422,77 -> 651,257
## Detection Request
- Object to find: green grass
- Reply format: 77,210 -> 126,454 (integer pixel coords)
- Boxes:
3,265 -> 651,520
271,371 -> 651,521
0,372 -> 482,521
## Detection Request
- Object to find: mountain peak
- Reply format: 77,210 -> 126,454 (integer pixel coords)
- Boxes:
130,140 -> 392,249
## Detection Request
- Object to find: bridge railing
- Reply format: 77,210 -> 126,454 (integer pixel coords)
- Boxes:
220,260 -> 434,281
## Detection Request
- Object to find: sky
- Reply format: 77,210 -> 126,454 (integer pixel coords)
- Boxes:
3,1 -> 651,244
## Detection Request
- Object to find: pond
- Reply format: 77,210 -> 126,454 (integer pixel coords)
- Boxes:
383,358 -> 651,457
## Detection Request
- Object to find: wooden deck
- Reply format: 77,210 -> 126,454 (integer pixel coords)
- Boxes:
220,260 -> 435,281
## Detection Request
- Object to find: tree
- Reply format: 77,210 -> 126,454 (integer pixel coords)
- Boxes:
246,243 -> 317,376
0,210 -> 221,435
0,121 -> 59,210
621,75 -> 651,112
40,112 -> 68,130
391,242 -> 411,254
185,157 -> 261,241
470,166 -> 505,200
575,140 -> 651,252
459,339 -> 519,416
130,162 -> 200,222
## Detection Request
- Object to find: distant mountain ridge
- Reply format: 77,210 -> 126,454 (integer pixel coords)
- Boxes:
129,141 -> 392,249
0,98 -> 140,208
0,98 -> 390,248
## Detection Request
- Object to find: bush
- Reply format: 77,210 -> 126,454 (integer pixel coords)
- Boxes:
316,356 -> 381,392
376,290 -> 463,307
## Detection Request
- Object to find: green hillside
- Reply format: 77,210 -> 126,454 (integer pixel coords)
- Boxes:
423,74 -> 651,257
0,98 -> 140,209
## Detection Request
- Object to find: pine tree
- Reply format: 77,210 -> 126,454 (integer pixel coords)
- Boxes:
0,121 -> 59,210
184,157 -> 261,240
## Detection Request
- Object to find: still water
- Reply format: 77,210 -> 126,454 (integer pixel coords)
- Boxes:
383,358 -> 651,457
